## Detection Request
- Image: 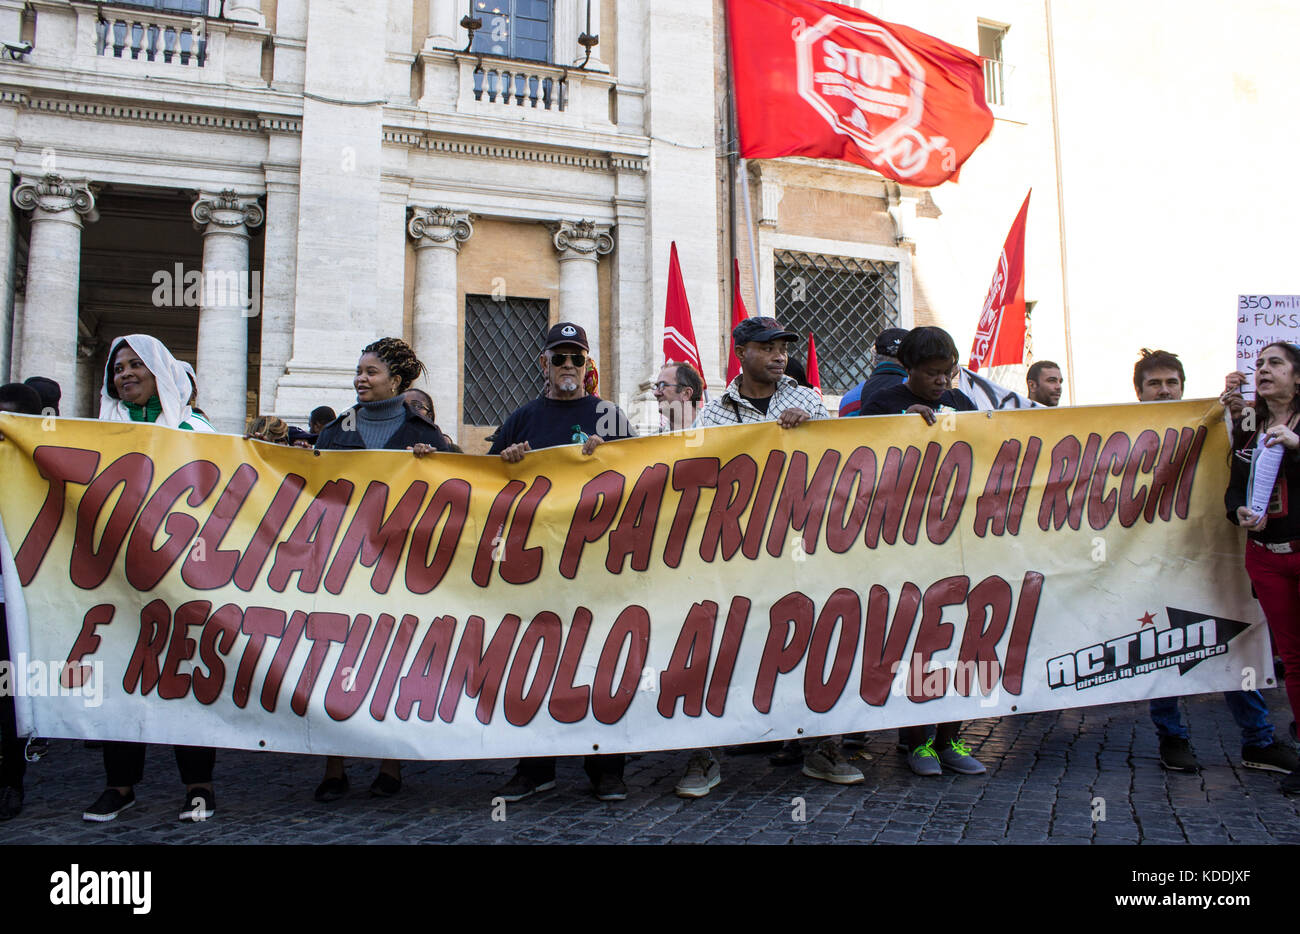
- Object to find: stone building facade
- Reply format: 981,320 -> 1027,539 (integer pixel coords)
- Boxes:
0,0 -> 720,447
5,0 -> 1280,441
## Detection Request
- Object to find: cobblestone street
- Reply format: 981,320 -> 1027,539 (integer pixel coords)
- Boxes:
4,693 -> 1300,845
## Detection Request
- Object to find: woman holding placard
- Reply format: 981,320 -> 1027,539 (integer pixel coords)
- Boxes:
1226,341 -> 1300,794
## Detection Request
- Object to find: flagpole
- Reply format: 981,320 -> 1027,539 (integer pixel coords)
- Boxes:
738,159 -> 763,318
1045,0 -> 1076,403
722,0 -> 763,319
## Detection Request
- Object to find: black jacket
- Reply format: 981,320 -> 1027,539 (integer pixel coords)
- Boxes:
314,406 -> 451,452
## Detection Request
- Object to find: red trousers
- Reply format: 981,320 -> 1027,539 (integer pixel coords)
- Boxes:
1245,541 -> 1300,720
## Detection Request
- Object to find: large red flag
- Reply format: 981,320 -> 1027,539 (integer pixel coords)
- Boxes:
663,242 -> 706,388
969,191 -> 1031,370
727,258 -> 749,384
725,0 -> 994,187
806,332 -> 823,395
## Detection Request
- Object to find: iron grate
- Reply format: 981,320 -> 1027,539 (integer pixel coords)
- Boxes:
773,250 -> 902,395
463,294 -> 548,426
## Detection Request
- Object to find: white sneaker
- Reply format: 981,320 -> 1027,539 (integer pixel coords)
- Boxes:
801,739 -> 864,785
675,750 -> 721,798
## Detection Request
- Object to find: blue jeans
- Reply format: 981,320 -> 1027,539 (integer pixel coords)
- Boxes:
1149,691 -> 1274,747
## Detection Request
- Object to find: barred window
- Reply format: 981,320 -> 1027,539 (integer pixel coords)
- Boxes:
979,22 -> 1008,107
773,250 -> 902,396
463,294 -> 548,426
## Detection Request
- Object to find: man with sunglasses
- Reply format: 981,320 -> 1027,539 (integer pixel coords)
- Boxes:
489,322 -> 637,802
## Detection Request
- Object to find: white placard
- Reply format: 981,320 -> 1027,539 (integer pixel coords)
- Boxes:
1236,294 -> 1300,398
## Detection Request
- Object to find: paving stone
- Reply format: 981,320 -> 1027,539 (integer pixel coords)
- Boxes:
7,694 -> 1299,844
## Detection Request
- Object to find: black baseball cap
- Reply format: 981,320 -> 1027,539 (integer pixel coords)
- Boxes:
874,328 -> 909,357
24,376 -> 61,415
544,322 -> 589,351
733,316 -> 798,345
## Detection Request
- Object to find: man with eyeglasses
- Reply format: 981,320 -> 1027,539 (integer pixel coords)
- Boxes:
652,361 -> 704,431
489,321 -> 638,803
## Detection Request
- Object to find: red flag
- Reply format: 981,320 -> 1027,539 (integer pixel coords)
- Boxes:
725,0 -> 994,187
728,258 -> 749,384
806,333 -> 823,395
663,242 -> 706,388
969,191 -> 1031,370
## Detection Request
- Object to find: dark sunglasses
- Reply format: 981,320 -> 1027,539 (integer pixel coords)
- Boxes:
550,352 -> 587,367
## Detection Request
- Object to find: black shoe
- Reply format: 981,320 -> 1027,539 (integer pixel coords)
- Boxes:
1242,742 -> 1300,773
1282,771 -> 1300,795
314,775 -> 349,802
591,773 -> 628,802
0,786 -> 23,820
768,741 -> 803,766
1159,736 -> 1200,773
370,772 -> 402,797
494,771 -> 556,803
841,732 -> 868,750
83,788 -> 136,822
179,788 -> 215,822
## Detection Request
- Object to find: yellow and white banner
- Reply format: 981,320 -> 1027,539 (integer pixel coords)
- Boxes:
0,401 -> 1270,759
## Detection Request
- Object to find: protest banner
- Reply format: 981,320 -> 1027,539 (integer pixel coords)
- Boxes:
0,401 -> 1269,760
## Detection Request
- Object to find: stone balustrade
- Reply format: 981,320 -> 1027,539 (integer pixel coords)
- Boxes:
24,1 -> 268,88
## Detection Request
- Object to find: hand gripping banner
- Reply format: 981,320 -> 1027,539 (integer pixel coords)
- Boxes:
0,402 -> 1270,760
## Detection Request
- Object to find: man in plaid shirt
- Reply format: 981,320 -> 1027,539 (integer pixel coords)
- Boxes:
693,317 -> 829,428
686,316 -> 862,785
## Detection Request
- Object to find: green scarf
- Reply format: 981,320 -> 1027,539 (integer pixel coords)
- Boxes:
125,396 -> 163,424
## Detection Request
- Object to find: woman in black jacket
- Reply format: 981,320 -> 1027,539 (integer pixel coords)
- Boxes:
313,337 -> 447,802
315,338 -> 450,454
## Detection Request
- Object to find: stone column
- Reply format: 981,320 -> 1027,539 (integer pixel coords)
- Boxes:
226,0 -> 265,27
556,0 -> 605,68
75,335 -> 102,419
276,1 -> 385,419
191,190 -> 264,433
426,0 -> 462,51
0,170 -> 15,383
551,219 -> 613,353
409,206 -> 472,441
259,163 -> 298,414
11,174 -> 96,402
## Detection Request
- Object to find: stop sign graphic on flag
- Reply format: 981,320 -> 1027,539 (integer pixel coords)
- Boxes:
726,0 -> 994,186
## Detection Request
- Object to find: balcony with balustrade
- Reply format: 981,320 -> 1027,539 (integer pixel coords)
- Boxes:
414,47 -> 616,136
25,1 -> 269,89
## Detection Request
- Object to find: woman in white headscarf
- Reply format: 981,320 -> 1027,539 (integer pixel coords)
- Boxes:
82,333 -> 219,825
98,334 -> 214,431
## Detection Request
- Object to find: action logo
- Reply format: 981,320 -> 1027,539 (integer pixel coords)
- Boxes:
1046,608 -> 1249,691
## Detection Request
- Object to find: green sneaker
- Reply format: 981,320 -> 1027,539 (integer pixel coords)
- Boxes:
937,738 -> 986,775
907,738 -> 942,776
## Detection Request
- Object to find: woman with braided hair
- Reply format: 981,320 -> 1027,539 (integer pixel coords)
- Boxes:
313,337 -> 449,801
314,337 -> 451,455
